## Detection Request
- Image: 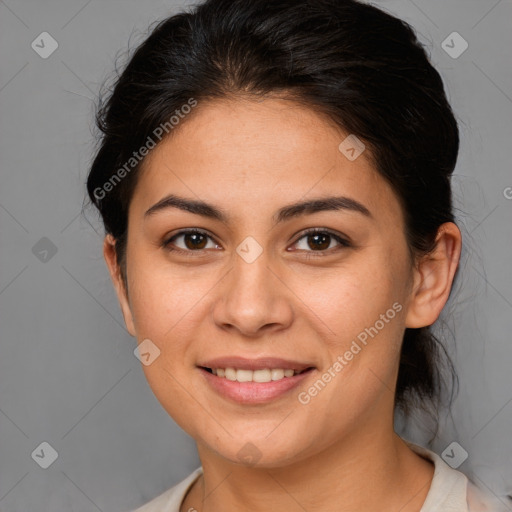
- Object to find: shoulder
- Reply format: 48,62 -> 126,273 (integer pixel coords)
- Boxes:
466,480 -> 511,512
129,467 -> 203,512
405,441 -> 509,512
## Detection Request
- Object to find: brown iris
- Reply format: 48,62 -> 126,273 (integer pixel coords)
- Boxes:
183,232 -> 208,250
307,233 -> 331,251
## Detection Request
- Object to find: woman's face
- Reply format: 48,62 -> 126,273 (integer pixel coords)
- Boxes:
111,97 -> 420,467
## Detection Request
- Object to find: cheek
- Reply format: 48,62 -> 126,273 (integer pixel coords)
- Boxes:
126,251 -> 205,338
301,249 -> 409,411
306,255 -> 407,341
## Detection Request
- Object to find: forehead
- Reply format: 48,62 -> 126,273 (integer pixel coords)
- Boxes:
144,96 -> 368,175
130,97 -> 401,226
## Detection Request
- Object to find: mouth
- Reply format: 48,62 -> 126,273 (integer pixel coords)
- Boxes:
199,366 -> 315,383
196,356 -> 317,403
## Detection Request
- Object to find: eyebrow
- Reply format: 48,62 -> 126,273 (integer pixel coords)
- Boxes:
144,193 -> 372,225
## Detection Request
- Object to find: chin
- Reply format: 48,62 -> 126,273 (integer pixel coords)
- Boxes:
204,432 -> 312,469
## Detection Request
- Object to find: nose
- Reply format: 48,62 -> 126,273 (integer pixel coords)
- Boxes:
212,245 -> 294,338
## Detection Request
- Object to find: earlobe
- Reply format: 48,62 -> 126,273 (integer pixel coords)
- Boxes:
103,234 -> 137,337
405,222 -> 462,329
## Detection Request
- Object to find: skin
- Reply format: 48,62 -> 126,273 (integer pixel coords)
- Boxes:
103,96 -> 461,512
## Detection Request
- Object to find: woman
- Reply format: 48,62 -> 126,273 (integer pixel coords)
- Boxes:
86,0 -> 508,510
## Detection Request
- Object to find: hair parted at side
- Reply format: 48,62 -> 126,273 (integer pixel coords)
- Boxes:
86,0 -> 460,430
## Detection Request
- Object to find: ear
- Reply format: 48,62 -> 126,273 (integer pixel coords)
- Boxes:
405,222 -> 462,328
103,234 -> 137,337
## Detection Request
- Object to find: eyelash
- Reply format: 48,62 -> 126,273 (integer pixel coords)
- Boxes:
162,228 -> 351,258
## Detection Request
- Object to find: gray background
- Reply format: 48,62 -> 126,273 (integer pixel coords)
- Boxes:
0,0 -> 511,511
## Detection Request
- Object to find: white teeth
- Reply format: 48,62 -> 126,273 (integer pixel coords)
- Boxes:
210,367 -> 303,383
254,369 -> 272,382
236,369 -> 253,382
271,369 -> 284,380
225,368 -> 237,381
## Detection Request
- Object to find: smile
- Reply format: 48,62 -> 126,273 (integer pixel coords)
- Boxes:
201,367 -> 312,382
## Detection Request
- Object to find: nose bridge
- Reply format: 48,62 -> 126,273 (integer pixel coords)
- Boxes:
230,235 -> 274,308
213,235 -> 291,334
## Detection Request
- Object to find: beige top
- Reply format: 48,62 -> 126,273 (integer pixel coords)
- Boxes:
131,441 -> 509,511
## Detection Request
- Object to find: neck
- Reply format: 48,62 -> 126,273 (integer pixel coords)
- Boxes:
183,425 -> 434,512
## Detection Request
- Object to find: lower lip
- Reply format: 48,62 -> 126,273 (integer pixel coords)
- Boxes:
198,367 -> 315,404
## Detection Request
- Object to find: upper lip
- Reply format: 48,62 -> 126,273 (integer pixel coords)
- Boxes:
198,356 -> 315,372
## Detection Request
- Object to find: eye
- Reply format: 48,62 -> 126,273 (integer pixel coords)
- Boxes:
290,228 -> 351,257
162,227 -> 351,257
162,229 -> 221,254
